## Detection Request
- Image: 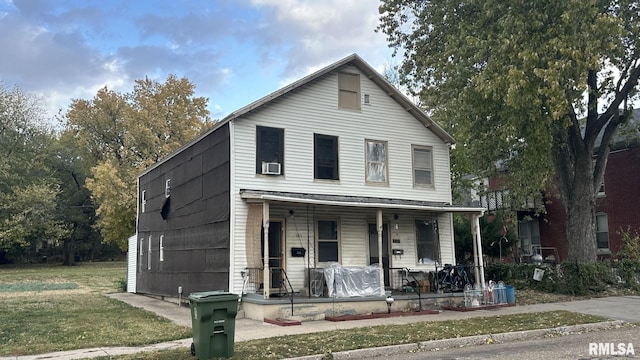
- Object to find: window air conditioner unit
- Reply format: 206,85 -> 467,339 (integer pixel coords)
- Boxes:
261,162 -> 281,175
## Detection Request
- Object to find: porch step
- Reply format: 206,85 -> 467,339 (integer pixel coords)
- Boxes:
278,304 -> 325,322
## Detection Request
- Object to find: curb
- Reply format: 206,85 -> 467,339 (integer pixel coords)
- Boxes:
285,320 -> 626,360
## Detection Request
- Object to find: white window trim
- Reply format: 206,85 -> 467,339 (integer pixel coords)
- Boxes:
159,234 -> 164,262
147,235 -> 152,270
365,139 -> 389,185
316,219 -> 341,264
412,145 -> 434,188
596,213 -> 610,253
165,179 -> 171,198
141,190 -> 146,213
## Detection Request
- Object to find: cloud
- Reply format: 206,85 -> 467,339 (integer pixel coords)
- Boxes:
248,0 -> 390,77
0,0 -> 394,121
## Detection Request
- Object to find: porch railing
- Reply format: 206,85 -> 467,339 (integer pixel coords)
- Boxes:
242,267 -> 296,316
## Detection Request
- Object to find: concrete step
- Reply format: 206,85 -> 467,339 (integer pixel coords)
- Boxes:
278,304 -> 325,322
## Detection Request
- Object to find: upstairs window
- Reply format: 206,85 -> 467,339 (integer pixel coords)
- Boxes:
338,72 -> 360,110
314,134 -> 339,180
165,179 -> 171,198
413,146 -> 433,187
365,140 -> 388,184
256,126 -> 284,175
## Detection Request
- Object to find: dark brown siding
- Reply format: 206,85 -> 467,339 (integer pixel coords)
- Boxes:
137,123 -> 231,296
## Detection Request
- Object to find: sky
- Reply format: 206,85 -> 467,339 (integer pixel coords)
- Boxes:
0,0 -> 397,123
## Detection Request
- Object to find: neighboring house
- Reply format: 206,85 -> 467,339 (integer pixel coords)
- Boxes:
476,110 -> 640,262
132,54 -> 485,318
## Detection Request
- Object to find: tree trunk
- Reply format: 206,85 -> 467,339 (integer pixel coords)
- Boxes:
63,239 -> 75,266
564,174 -> 598,263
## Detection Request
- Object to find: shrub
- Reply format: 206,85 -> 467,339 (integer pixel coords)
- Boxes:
615,259 -> 640,291
558,262 -> 614,296
616,226 -> 640,260
115,278 -> 127,292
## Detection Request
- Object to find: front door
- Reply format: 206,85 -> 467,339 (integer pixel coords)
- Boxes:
262,221 -> 284,290
368,223 -> 390,287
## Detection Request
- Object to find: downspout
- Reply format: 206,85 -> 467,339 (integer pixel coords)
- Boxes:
377,209 -> 384,293
263,201 -> 270,299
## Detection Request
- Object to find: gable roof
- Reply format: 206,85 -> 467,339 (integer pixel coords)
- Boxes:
140,53 -> 455,177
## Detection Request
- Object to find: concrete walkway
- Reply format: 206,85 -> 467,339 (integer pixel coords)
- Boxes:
2,294 -> 639,360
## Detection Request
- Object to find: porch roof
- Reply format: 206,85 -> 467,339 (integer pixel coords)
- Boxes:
240,189 -> 485,214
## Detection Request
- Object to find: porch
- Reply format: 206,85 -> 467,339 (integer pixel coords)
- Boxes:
239,288 -> 465,322
239,265 -> 474,321
237,190 -> 486,321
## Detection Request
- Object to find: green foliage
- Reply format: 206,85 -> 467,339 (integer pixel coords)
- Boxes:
616,226 -> 640,260
454,213 -> 515,262
487,261 -> 620,296
115,278 -> 127,292
0,84 -> 69,260
63,75 -> 211,249
615,259 -> 640,290
378,0 -> 640,263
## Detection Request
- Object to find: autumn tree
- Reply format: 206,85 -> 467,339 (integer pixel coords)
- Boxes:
64,75 -> 211,249
379,0 -> 640,263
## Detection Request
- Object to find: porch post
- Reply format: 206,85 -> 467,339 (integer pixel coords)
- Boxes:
376,209 -> 384,292
473,213 -> 486,288
471,214 -> 480,286
263,201 -> 270,299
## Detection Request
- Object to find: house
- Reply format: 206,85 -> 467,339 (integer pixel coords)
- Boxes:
477,109 -> 640,263
132,54 -> 485,320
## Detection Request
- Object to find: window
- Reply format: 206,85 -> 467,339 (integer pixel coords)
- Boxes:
147,235 -> 152,270
141,190 -> 146,213
314,134 -> 339,180
165,179 -> 171,198
338,72 -> 360,110
596,213 -> 609,252
256,126 -> 284,175
413,146 -> 433,187
597,180 -> 605,197
416,220 -> 439,264
365,140 -> 388,183
518,219 -> 540,255
317,220 -> 339,262
159,235 -> 164,262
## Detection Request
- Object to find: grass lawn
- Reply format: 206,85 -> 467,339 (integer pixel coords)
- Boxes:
0,262 -> 191,356
98,310 -> 609,360
0,262 -> 620,359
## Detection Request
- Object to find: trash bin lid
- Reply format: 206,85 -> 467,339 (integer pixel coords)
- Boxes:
189,290 -> 238,302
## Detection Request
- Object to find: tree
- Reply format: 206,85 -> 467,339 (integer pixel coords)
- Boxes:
379,0 -> 640,263
64,75 -> 211,249
0,84 -> 69,261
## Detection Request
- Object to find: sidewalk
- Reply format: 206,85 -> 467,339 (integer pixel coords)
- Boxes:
2,294 -> 639,360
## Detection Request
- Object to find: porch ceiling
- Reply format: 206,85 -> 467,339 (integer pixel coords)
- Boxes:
240,189 -> 485,214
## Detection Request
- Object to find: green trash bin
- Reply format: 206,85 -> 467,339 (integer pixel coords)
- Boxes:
189,291 -> 239,359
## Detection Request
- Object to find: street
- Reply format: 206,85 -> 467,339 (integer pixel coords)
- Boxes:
353,325 -> 639,360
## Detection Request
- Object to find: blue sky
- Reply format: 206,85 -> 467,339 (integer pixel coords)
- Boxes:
0,0 -> 395,121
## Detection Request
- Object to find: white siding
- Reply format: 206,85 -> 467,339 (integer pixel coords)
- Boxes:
228,64 -> 457,293
127,234 -> 137,293
231,65 -> 452,203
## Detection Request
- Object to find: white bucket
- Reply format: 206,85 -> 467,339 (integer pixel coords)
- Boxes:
533,268 -> 545,281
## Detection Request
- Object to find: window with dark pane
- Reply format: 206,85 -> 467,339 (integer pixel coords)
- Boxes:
256,126 -> 284,174
314,133 -> 339,180
317,220 -> 339,262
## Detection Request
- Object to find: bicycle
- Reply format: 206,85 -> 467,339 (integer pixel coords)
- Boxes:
434,263 -> 474,292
